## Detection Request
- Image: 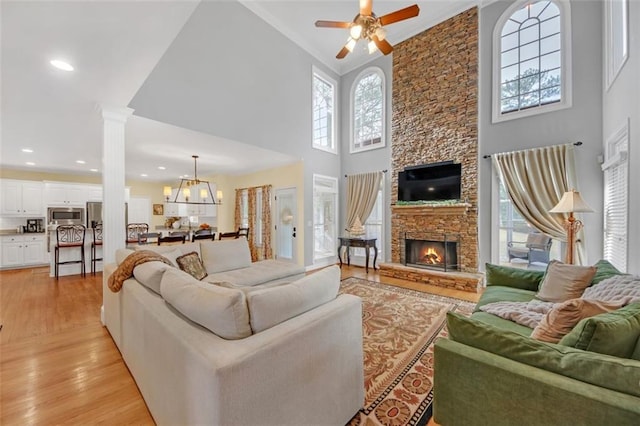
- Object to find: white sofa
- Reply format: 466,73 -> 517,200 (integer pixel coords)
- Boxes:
102,240 -> 364,426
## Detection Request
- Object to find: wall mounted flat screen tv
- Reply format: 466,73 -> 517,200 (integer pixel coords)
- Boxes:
398,162 -> 462,202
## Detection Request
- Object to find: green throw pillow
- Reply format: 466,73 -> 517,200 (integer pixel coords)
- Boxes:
559,303 -> 640,359
445,312 -> 640,397
484,263 -> 544,291
590,259 -> 624,285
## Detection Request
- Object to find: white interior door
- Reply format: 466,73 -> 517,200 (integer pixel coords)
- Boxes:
275,188 -> 297,263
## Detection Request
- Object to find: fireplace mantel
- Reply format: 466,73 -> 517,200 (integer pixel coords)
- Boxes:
392,203 -> 471,216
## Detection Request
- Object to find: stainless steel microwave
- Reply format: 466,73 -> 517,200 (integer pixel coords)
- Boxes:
48,207 -> 85,225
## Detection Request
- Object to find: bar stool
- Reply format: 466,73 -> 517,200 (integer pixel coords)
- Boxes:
91,224 -> 103,275
126,223 -> 149,245
55,225 -> 86,279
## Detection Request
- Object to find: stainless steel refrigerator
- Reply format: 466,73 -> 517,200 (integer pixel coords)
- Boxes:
86,201 -> 128,228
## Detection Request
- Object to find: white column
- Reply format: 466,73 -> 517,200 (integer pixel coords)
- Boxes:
101,106 -> 134,264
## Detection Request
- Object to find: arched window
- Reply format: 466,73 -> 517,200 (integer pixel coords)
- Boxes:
492,0 -> 572,122
351,68 -> 385,153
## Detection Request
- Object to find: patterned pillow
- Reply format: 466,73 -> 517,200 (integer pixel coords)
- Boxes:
176,251 -> 208,280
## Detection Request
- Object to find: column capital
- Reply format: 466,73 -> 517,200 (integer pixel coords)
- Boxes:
100,105 -> 134,123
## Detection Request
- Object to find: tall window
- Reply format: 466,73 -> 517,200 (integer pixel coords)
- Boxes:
493,0 -> 571,122
313,174 -> 338,261
602,121 -> 629,272
312,67 -> 337,154
351,68 -> 385,153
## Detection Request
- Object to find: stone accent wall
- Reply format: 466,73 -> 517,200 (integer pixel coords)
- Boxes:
391,7 -> 479,273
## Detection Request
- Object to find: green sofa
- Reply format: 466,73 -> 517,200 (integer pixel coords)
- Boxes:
433,261 -> 640,425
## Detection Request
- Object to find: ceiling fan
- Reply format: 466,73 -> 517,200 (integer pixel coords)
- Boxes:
315,0 -> 420,59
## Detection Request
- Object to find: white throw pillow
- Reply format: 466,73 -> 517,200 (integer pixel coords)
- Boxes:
246,265 -> 341,333
160,268 -> 252,340
200,239 -> 252,274
115,248 -> 134,265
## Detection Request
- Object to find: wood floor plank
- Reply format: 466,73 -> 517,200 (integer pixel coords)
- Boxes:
0,264 -> 480,425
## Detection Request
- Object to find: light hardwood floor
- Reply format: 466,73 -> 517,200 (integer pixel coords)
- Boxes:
0,265 -> 480,425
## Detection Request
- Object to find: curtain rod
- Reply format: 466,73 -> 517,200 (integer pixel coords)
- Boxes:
482,141 -> 582,159
344,169 -> 388,177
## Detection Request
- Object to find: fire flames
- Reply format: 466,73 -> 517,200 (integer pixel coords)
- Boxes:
421,247 -> 441,265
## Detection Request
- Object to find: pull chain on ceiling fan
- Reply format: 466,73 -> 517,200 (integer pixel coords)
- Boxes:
315,0 -> 420,59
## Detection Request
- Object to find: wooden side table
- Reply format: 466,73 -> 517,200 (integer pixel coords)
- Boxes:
338,237 -> 378,272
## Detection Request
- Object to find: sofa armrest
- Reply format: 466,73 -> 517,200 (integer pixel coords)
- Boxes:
434,338 -> 640,426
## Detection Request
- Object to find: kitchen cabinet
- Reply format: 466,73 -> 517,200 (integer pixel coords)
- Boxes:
0,234 -> 46,267
45,183 -> 88,206
87,186 -> 103,201
1,179 -> 44,216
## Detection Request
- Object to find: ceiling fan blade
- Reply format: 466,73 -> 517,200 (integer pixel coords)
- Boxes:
360,0 -> 372,16
336,46 -> 350,59
379,4 -> 420,26
315,20 -> 351,28
373,35 -> 393,55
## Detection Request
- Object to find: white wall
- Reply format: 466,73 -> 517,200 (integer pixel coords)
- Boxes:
602,0 -> 640,273
478,0 -> 604,267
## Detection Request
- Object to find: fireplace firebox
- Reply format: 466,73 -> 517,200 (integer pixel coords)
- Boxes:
405,238 -> 458,271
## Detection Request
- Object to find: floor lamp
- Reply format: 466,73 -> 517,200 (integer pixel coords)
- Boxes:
549,190 -> 594,264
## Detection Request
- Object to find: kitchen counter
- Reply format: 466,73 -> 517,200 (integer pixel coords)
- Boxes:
0,229 -> 46,236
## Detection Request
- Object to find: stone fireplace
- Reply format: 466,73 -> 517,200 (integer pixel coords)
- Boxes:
379,7 -> 481,292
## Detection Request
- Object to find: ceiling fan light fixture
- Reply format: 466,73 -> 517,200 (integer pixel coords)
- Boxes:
375,26 -> 387,41
350,23 -> 363,39
345,37 -> 357,52
368,39 -> 378,54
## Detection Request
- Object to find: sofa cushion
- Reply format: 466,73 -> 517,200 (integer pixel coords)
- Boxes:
485,263 -> 545,291
134,242 -> 201,258
246,265 -> 340,333
590,259 -> 624,285
200,239 -> 252,273
531,299 -> 620,343
559,302 -> 640,358
132,261 -> 174,294
470,311 -> 534,336
176,251 -> 208,280
475,286 -> 536,312
160,268 -> 251,340
446,312 -> 640,398
204,259 -> 305,287
536,260 -> 596,303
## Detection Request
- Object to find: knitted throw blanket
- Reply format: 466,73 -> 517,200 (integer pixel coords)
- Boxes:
108,250 -> 173,292
479,274 -> 640,329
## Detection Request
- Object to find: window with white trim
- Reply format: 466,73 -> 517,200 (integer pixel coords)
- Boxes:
602,120 -> 629,272
312,67 -> 337,154
492,0 -> 572,122
313,174 -> 338,261
351,68 -> 385,153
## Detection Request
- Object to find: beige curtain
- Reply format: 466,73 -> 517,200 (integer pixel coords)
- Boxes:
248,187 -> 257,261
492,144 -> 586,264
346,171 -> 383,229
234,189 -> 242,231
261,185 -> 273,260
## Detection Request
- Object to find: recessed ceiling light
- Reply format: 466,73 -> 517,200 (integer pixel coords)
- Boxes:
90,168 -> 99,172
50,59 -> 74,71
76,160 -> 86,164
22,148 -> 34,153
158,166 -> 166,170
140,174 -> 148,177
26,162 -> 35,166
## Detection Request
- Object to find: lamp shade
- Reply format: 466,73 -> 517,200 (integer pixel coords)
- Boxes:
549,190 -> 594,213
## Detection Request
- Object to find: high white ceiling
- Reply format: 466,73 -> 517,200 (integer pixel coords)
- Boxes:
1,0 -> 482,182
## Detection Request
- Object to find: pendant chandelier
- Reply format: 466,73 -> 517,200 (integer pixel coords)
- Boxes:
163,155 -> 222,205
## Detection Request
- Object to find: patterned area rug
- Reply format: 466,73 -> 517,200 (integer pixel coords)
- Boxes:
340,277 -> 475,426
